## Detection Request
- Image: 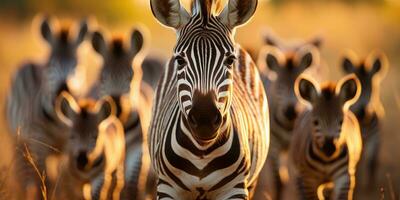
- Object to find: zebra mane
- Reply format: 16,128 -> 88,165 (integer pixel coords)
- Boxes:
110,37 -> 125,56
320,82 -> 336,100
59,27 -> 70,44
191,0 -> 223,25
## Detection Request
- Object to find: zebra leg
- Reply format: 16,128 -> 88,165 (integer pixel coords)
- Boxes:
332,173 -> 355,200
367,133 -> 379,188
295,176 -> 320,200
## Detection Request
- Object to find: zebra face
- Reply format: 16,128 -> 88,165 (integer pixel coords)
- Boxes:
55,91 -> 115,180
151,0 -> 258,142
91,29 -> 144,96
342,51 -> 388,119
40,17 -> 88,82
174,25 -> 235,140
295,74 -> 361,158
262,44 -> 318,129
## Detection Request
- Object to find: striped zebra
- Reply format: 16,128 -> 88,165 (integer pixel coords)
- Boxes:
89,28 -> 155,200
253,34 -> 322,200
149,0 -> 269,199
52,90 -> 119,199
289,74 -> 362,200
5,17 -> 88,199
341,50 -> 388,189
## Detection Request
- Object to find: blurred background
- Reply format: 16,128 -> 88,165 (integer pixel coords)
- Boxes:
0,0 -> 399,199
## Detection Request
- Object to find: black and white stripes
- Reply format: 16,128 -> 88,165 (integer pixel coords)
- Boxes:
149,0 -> 269,199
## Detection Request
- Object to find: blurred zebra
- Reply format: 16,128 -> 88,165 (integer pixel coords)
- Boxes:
253,34 -> 322,200
341,50 -> 388,189
5,16 -> 88,198
89,28 -> 155,200
53,91 -> 125,200
290,74 -> 362,200
149,0 -> 269,199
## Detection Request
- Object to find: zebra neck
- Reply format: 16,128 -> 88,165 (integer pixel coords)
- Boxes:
178,113 -> 232,154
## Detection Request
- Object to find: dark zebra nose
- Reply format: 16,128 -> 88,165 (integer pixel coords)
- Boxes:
76,151 -> 89,171
284,105 -> 297,121
187,91 -> 222,140
321,136 -> 337,157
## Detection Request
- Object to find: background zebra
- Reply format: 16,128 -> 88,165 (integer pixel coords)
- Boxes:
5,16 -> 88,199
290,74 -> 362,200
253,34 -> 322,200
149,0 -> 269,199
89,28 -> 155,200
52,90 -> 119,200
341,50 -> 388,190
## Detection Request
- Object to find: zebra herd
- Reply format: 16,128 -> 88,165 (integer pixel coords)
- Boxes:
4,0 -> 389,199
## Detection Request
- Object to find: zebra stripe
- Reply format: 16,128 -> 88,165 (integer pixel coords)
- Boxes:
89,30 -> 155,200
149,0 -> 269,196
5,17 -> 88,198
290,76 -> 362,200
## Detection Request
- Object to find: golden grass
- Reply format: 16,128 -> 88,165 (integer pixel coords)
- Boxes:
23,144 -> 48,200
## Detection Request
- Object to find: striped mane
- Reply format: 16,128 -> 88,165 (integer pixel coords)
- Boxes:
191,0 -> 223,25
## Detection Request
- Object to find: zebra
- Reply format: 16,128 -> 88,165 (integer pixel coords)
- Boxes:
149,0 -> 269,199
52,90 -> 125,200
341,50 -> 388,189
289,74 -> 362,200
89,28 -> 155,200
5,16 -> 88,199
253,34 -> 322,200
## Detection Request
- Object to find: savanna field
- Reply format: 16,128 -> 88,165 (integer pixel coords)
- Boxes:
0,0 -> 399,199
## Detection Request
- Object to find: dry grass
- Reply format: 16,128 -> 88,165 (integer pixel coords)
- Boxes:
23,144 -> 48,200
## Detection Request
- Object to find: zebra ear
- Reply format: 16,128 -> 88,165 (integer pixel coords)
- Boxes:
265,52 -> 280,72
367,51 -> 388,77
262,31 -> 279,47
95,96 -> 117,122
336,74 -> 361,109
296,46 -> 319,70
342,56 -> 355,74
92,31 -> 107,56
55,91 -> 80,127
308,36 -> 323,49
295,75 -> 319,106
40,17 -> 53,43
150,0 -> 190,29
75,19 -> 88,45
130,29 -> 144,56
219,0 -> 258,29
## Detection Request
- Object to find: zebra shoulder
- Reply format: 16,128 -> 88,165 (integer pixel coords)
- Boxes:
234,45 -> 266,105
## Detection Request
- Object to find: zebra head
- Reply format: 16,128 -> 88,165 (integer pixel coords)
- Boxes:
55,91 -> 116,181
341,51 -> 388,119
151,0 -> 257,142
91,28 -> 145,97
295,74 -> 361,158
40,16 -> 88,90
260,37 -> 320,129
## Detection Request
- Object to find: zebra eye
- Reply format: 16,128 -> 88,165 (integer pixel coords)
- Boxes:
313,119 -> 319,126
224,55 -> 236,67
175,56 -> 187,66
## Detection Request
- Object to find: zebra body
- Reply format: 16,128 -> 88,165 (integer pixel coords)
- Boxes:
290,75 -> 362,200
254,35 -> 322,200
341,51 -> 388,188
151,45 -> 268,200
149,0 -> 269,199
89,29 -> 155,199
5,17 -> 88,198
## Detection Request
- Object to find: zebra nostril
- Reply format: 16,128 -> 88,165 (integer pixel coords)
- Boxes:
76,151 -> 88,171
284,105 -> 297,121
212,113 -> 222,127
